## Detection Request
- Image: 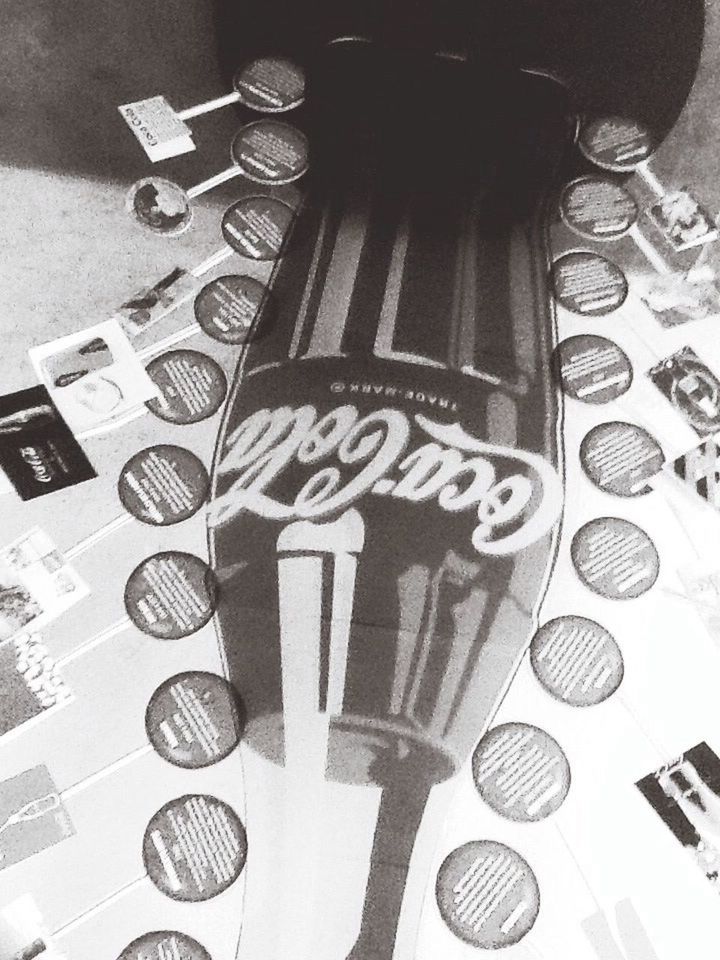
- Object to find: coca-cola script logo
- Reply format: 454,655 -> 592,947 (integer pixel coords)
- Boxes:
209,405 -> 563,555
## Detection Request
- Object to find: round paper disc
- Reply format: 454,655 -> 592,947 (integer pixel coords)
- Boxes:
580,421 -> 665,497
571,517 -> 660,599
194,274 -> 273,344
145,351 -> 227,425
118,445 -> 209,525
231,119 -> 309,185
560,176 -> 638,241
143,794 -> 247,901
554,335 -> 633,404
579,116 -> 654,172
233,57 -> 306,113
530,615 -> 624,707
127,177 -> 192,237
146,671 -> 244,768
436,840 -> 540,948
117,932 -> 212,960
124,551 -> 217,640
552,251 -> 628,316
221,197 -> 295,260
472,723 -> 570,821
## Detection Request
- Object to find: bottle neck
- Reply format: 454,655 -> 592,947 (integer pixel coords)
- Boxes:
237,745 -> 458,960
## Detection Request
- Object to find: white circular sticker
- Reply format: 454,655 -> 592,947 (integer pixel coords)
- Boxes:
571,517 -> 660,599
221,197 -> 295,260
145,350 -> 227,425
552,251 -> 628,316
579,116 -> 654,172
580,421 -> 664,497
233,57 -> 306,113
143,794 -> 247,901
530,615 -> 624,707
436,840 -> 540,948
560,176 -> 638,240
127,177 -> 192,236
554,335 -> 633,404
231,119 -> 309,185
472,723 -> 570,821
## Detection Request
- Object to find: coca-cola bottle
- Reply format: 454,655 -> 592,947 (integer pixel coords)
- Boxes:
208,32 -> 571,960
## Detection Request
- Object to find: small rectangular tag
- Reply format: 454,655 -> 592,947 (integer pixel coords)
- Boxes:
118,96 -> 195,162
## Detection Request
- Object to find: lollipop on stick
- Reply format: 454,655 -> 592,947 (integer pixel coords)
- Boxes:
118,56 -> 305,162
127,121 -> 309,236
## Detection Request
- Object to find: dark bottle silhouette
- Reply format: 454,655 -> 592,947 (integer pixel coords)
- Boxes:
209,31 -> 571,960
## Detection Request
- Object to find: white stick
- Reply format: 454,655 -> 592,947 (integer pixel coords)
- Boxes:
629,224 -> 673,275
636,163 -> 667,199
137,321 -> 200,360
61,745 -> 153,801
617,694 -> 668,761
191,245 -> 234,277
56,617 -> 131,668
64,514 -> 131,561
659,585 -> 718,613
187,165 -> 241,199
176,90 -> 242,121
75,406 -> 148,441
553,823 -> 603,912
52,875 -> 148,940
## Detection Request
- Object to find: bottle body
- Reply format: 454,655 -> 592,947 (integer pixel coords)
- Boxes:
208,37 -> 566,960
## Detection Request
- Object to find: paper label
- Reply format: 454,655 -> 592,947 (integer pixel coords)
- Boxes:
113,268 -> 202,338
0,895 -> 64,960
0,529 -> 89,643
118,97 -> 194,162
29,319 -> 159,436
648,346 -> 720,437
647,189 -> 718,252
0,633 -> 72,739
0,765 -> 74,872
637,741 -> 720,893
0,386 -> 96,498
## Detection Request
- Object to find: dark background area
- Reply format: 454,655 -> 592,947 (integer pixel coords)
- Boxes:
0,0 -> 705,185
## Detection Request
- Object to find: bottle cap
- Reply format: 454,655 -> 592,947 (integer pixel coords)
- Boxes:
530,615 -> 624,706
231,119 -> 309,185
146,671 -> 244,767
436,840 -> 540,948
571,517 -> 660,599
233,56 -> 305,113
579,116 -> 654,172
145,350 -> 227,425
194,275 -> 273,344
118,445 -> 209,525
127,177 -> 192,236
143,794 -> 247,900
221,197 -> 295,260
472,722 -> 570,821
117,931 -> 212,960
552,251 -> 628,316
580,421 -> 664,497
553,335 -> 633,403
124,551 -> 218,639
560,176 -> 638,241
